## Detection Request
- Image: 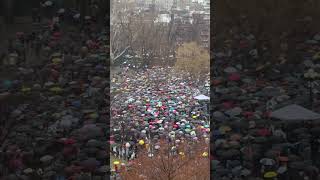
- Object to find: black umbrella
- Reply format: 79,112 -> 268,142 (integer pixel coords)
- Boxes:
289,161 -> 306,170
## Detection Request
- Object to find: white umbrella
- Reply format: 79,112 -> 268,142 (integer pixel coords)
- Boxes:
277,166 -> 287,174
44,1 -> 53,6
194,94 -> 210,100
260,158 -> 276,166
58,8 -> 65,13
73,13 -> 80,19
271,104 -> 320,121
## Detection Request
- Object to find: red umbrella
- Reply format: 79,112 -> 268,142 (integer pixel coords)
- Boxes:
9,157 -> 23,170
257,128 -> 271,137
16,32 -> 24,38
65,165 -> 83,175
263,111 -> 272,118
53,32 -> 61,37
63,146 -> 78,157
63,138 -> 76,145
228,73 -> 241,81
212,79 -> 222,85
243,111 -> 254,118
239,40 -> 249,49
278,156 -> 289,162
223,101 -> 234,109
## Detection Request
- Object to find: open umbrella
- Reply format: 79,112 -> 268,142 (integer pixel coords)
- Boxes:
264,171 -> 277,178
80,158 -> 100,171
289,161 -> 305,170
194,94 -> 210,100
277,166 -> 287,174
260,158 -> 276,166
44,0 -> 53,6
219,149 -> 240,159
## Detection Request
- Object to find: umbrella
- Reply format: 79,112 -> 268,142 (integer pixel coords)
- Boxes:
260,158 -> 276,166
202,152 -> 208,157
215,168 -> 230,176
240,169 -> 251,176
80,158 -> 100,170
277,166 -> 287,174
194,94 -> 210,100
224,66 -> 238,73
211,160 -> 220,167
58,8 -> 65,13
44,0 -> 53,6
49,87 -> 63,93
219,126 -> 231,132
289,161 -> 305,170
228,73 -> 240,81
219,149 -> 240,159
278,156 -> 289,162
73,13 -> 81,19
139,140 -> 144,145
264,171 -> 277,178
270,104 -> 320,121
52,58 -> 62,64
310,127 -> 320,135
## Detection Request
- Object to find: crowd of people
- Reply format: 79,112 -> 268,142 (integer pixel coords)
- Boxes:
212,16 -> 320,180
0,2 -> 109,180
110,67 -> 210,173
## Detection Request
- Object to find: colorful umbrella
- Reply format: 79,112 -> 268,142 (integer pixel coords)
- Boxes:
264,171 -> 277,178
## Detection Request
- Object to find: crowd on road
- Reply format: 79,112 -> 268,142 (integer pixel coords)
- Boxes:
0,2 -> 109,180
110,67 -> 210,172
212,17 -> 320,180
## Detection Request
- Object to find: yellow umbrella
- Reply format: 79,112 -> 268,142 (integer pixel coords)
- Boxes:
21,87 -> 31,92
179,152 -> 185,156
139,140 -> 145,145
51,52 -> 61,57
264,171 -> 277,178
202,152 -> 208,157
192,115 -> 197,119
49,87 -> 63,93
52,58 -> 62,64
89,113 -> 99,119
219,126 -> 231,132
113,161 -> 120,165
313,52 -> 320,60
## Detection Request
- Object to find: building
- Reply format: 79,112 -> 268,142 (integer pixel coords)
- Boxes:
193,11 -> 210,49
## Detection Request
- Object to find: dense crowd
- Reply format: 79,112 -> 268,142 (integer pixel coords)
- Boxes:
212,17 -> 320,180
0,3 -> 109,180
110,67 -> 210,172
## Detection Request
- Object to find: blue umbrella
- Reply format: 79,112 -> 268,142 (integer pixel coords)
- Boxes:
3,80 -> 12,89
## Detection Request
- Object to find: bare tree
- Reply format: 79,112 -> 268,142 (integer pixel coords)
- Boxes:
120,140 -> 210,180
